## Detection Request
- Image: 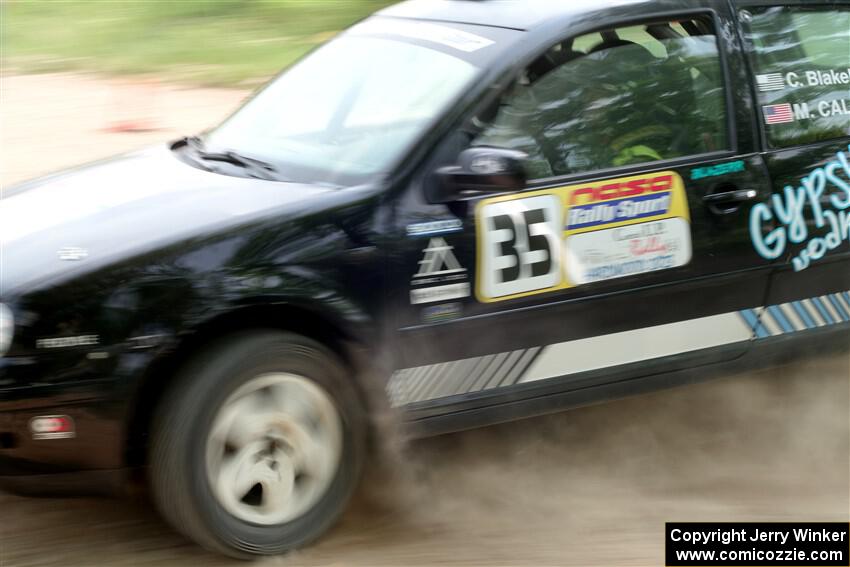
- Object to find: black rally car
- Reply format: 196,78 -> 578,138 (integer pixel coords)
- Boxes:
1,0 -> 849,558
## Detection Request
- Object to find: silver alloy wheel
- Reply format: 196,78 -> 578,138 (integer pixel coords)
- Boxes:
205,373 -> 343,526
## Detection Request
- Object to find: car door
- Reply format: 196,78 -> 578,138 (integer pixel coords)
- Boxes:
387,3 -> 775,414
736,1 -> 850,337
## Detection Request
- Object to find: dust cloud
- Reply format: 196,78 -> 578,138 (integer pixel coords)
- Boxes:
1,352 -> 846,566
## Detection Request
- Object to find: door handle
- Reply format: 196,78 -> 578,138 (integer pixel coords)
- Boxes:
703,188 -> 758,205
703,187 -> 758,214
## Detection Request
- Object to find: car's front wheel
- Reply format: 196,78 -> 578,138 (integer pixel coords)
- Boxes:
149,330 -> 366,558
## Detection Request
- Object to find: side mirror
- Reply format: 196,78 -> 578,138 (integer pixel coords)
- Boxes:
431,147 -> 528,203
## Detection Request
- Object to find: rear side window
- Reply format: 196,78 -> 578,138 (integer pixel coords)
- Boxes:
742,6 -> 850,148
472,16 -> 729,179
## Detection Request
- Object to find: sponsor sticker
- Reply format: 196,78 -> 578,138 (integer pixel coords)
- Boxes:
411,283 -> 470,304
414,237 -> 465,279
690,160 -> 746,180
566,191 -> 672,230
406,219 -> 463,238
410,237 -> 470,304
749,144 -> 850,272
566,218 -> 691,285
476,171 -> 691,301
421,302 -> 462,323
36,335 -> 99,349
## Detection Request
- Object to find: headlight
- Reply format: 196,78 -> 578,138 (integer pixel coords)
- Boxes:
0,304 -> 13,356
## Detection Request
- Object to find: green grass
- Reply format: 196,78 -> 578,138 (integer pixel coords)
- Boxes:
0,0 -> 396,87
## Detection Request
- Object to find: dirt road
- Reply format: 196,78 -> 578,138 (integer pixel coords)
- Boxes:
0,73 -> 848,567
0,74 -> 248,186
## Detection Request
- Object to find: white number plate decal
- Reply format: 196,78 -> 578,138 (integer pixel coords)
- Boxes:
476,171 -> 692,301
478,195 -> 562,299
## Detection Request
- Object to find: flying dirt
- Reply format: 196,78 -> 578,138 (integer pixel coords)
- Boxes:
0,74 -> 848,567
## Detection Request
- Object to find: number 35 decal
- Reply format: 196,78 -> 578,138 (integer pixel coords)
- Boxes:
476,171 -> 692,302
477,195 -> 562,300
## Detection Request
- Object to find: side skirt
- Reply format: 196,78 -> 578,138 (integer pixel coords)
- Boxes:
404,324 -> 848,438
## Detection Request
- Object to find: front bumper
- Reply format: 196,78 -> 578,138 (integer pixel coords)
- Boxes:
0,360 -> 132,496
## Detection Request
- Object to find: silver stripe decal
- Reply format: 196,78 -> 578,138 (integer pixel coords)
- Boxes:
414,363 -> 444,401
820,295 -> 843,324
780,303 -> 805,332
802,299 -> 826,327
836,293 -> 850,317
760,310 -> 783,336
405,365 -> 433,402
502,347 -> 541,387
432,358 -> 469,399
387,290 -> 850,407
520,312 -> 752,383
470,351 -> 511,392
449,355 -> 493,398
476,349 -> 522,392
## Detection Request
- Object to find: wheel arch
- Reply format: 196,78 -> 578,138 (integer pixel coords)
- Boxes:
123,302 -> 367,472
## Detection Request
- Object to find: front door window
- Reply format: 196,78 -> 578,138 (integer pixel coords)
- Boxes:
473,17 -> 729,179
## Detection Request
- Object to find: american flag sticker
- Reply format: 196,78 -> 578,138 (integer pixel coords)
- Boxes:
756,73 -> 785,92
763,103 -> 794,124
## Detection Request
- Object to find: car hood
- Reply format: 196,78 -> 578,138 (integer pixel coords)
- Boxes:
0,145 -> 335,297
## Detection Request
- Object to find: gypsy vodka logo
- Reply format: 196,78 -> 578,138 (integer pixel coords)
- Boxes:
750,145 -> 850,271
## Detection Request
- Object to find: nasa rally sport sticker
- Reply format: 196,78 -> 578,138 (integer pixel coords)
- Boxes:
476,171 -> 692,301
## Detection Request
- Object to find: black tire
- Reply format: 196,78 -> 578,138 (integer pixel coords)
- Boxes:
149,330 -> 366,558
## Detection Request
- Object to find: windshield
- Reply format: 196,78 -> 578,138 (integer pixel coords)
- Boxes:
203,18 -> 512,187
